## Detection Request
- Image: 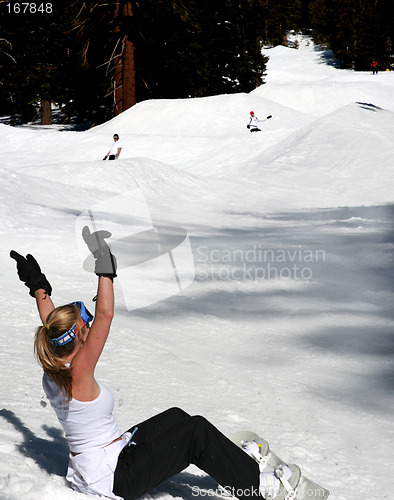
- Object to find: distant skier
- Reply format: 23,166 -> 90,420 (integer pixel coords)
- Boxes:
247,111 -> 273,132
247,111 -> 262,132
103,134 -> 122,160
371,60 -> 379,75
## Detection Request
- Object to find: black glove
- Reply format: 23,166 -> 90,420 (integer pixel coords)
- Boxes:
10,251 -> 52,297
247,124 -> 251,129
82,226 -> 117,279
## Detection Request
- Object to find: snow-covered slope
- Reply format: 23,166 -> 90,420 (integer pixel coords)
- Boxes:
0,35 -> 393,500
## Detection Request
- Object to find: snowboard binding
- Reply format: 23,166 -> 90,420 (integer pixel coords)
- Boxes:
231,431 -> 330,500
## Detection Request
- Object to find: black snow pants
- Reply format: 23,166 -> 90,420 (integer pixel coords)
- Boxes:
113,407 -> 261,500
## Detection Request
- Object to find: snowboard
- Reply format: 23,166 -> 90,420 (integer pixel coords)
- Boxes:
229,431 -> 330,500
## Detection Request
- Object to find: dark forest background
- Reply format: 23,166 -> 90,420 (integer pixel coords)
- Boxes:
1,0 -> 393,126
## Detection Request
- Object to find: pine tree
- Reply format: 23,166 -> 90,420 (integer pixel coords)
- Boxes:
1,1 -> 271,124
113,1 -> 135,114
261,0 -> 303,46
70,0 -> 269,107
0,2 -> 81,123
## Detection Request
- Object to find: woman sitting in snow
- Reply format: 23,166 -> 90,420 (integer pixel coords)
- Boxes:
10,229 -> 298,500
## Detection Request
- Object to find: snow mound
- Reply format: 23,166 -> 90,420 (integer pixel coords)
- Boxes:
91,92 -> 312,138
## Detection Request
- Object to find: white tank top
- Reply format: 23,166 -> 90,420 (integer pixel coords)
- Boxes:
43,373 -> 121,453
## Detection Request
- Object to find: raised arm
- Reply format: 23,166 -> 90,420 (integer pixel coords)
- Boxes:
35,288 -> 55,324
71,276 -> 114,376
71,227 -> 117,377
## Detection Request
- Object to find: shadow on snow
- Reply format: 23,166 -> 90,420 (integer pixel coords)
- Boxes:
127,204 -> 394,412
0,408 -> 69,476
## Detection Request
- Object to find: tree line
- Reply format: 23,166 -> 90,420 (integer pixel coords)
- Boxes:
308,0 -> 394,71
0,0 -> 392,126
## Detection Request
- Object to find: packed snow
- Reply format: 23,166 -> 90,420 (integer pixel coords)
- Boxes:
1,35 -> 394,500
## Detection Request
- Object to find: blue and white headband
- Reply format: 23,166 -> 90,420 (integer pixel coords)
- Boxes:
48,301 -> 93,348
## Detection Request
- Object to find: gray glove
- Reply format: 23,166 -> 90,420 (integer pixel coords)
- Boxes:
82,226 -> 117,280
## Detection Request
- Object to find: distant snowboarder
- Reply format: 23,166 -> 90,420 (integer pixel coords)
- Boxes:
103,133 -> 122,160
371,60 -> 379,75
247,111 -> 272,132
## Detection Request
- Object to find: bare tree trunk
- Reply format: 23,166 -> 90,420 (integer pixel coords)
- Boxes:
40,100 -> 52,125
114,1 -> 136,115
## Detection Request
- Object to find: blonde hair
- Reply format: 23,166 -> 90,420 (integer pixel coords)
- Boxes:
34,304 -> 84,402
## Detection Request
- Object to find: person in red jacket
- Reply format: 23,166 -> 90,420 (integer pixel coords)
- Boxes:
371,60 -> 379,75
